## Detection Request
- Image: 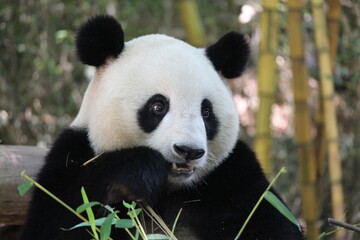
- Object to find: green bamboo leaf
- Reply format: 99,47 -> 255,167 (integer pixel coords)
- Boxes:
264,191 -> 301,230
18,181 -> 33,196
76,201 -> 101,213
66,217 -> 116,230
104,205 -> 115,213
81,187 -> 98,239
146,233 -> 171,239
123,200 -> 132,209
127,208 -> 142,218
318,232 -> 327,239
100,212 -> 116,240
115,219 -> 135,229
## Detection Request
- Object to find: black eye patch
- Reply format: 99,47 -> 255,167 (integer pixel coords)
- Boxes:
201,99 -> 219,140
138,94 -> 169,133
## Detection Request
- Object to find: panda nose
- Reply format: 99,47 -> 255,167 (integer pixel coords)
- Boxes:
173,144 -> 205,161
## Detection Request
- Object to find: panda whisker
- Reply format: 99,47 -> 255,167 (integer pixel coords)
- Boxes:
200,177 -> 208,186
187,180 -> 201,195
207,152 -> 217,161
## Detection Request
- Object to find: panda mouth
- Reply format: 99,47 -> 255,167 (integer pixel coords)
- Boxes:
171,163 -> 195,176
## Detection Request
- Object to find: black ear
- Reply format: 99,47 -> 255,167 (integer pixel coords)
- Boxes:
76,15 -> 125,67
206,32 -> 249,78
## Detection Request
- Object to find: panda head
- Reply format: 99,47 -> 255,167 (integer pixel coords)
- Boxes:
72,15 -> 249,186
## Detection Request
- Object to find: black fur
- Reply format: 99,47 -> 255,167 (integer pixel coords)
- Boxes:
19,128 -> 168,239
206,32 -> 250,78
76,15 -> 124,67
20,128 -> 304,239
137,94 -> 170,133
201,99 -> 219,140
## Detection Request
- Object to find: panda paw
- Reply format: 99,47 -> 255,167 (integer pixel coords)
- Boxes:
92,147 -> 169,204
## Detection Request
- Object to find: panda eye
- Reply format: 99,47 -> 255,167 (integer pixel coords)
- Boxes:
202,107 -> 210,118
151,102 -> 165,115
138,94 -> 169,133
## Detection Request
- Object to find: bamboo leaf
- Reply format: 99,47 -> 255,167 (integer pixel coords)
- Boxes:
128,208 -> 142,218
76,201 -> 101,213
18,181 -> 33,196
318,232 -> 327,239
104,205 -> 115,213
66,221 -> 93,230
123,200 -> 132,209
67,217 -> 117,230
146,233 -> 171,239
100,213 -> 116,240
115,219 -> 135,229
81,187 -> 98,239
265,191 -> 301,230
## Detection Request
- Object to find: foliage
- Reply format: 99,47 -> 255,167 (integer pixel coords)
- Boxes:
19,171 -> 171,240
19,168 -> 296,240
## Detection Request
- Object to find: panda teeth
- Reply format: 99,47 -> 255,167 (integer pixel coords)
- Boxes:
172,163 -> 195,172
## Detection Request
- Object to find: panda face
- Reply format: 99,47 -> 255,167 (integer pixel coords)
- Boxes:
72,16 -> 249,186
138,94 -> 220,184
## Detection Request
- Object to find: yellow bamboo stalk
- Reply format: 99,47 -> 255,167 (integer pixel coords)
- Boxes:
176,0 -> 206,47
315,100 -> 326,190
310,0 -> 345,239
254,0 -> 280,177
316,0 -> 342,202
287,1 -> 319,239
327,0 -> 341,69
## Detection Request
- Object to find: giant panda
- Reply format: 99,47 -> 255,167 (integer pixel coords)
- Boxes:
19,15 -> 304,240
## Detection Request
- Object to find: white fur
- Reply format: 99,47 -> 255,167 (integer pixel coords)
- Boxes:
71,34 -> 239,185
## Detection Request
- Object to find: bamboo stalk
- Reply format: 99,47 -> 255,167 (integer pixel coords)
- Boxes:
287,1 -> 320,239
254,0 -> 280,177
310,1 -> 345,239
176,0 -> 206,47
327,0 -> 341,69
315,99 -> 326,190
316,0 -> 342,189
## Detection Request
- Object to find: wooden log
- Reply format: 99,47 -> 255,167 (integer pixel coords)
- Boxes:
0,145 -> 47,224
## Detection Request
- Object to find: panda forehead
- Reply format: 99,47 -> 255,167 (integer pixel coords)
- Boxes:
125,34 -> 197,54
101,34 -> 224,101
122,34 -> 215,74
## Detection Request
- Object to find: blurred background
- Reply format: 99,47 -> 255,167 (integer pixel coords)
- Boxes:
0,0 -> 359,239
